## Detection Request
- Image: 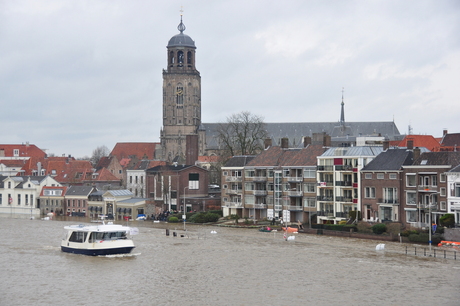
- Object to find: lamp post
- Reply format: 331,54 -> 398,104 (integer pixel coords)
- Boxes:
183,186 -> 188,231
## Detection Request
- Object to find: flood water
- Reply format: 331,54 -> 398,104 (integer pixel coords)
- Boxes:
0,217 -> 459,306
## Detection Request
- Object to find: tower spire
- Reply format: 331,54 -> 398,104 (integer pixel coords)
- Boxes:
178,6 -> 186,33
340,87 -> 345,125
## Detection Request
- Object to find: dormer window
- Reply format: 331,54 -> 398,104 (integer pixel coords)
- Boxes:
13,149 -> 19,156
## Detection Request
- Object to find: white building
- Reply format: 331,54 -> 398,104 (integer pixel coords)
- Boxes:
447,164 -> 460,225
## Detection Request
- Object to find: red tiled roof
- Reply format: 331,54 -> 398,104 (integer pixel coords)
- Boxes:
96,168 -> 121,181
394,135 -> 440,151
198,156 -> 219,163
0,159 -> 26,167
0,144 -> 46,158
110,142 -> 159,161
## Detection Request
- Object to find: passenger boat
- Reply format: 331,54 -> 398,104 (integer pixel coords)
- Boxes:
61,220 -> 138,256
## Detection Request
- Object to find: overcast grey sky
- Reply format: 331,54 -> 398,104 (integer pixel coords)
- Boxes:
1,0 -> 459,158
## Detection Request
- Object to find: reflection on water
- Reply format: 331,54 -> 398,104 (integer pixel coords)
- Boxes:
0,218 -> 459,306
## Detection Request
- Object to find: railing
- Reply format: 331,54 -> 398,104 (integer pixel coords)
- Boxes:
288,190 -> 303,197
253,176 -> 267,182
316,210 -> 334,217
418,185 -> 437,191
225,176 -> 242,182
224,202 -> 242,208
335,165 -> 353,171
253,190 -> 267,196
227,189 -> 243,195
286,176 -> 303,182
335,181 -> 352,187
317,196 -> 333,201
245,203 -> 267,209
335,212 -> 349,218
335,196 -> 352,202
317,181 -> 334,187
287,205 -> 303,211
378,198 -> 399,204
317,166 -> 333,171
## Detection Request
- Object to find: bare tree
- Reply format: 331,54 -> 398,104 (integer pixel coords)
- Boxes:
216,111 -> 268,157
90,145 -> 110,167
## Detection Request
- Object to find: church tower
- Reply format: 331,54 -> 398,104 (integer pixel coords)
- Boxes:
160,15 -> 201,163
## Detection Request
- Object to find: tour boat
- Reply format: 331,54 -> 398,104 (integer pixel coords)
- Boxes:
61,221 -> 138,256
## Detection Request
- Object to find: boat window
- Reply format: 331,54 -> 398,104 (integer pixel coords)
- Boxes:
69,231 -> 88,243
89,232 -> 105,242
90,231 -> 127,242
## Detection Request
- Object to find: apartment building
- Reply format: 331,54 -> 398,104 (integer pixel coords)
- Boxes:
447,164 -> 460,225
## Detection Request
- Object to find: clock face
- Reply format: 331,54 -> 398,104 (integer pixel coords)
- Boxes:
176,89 -> 183,96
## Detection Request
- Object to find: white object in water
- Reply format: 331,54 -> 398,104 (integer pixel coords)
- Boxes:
287,236 -> 295,241
210,230 -> 217,234
375,243 -> 385,251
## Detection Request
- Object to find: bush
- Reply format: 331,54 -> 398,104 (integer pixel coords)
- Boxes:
386,223 -> 402,236
357,221 -> 372,233
440,214 -> 455,228
371,223 -> 387,234
190,212 -> 220,223
168,216 -> 179,223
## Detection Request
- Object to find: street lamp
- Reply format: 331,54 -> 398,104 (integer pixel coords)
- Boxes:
428,192 -> 439,252
183,186 -> 188,231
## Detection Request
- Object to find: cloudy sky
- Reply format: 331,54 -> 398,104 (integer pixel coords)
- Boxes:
1,0 -> 459,158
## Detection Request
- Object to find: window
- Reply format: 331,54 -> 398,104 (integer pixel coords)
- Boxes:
8,182 -> 11,189
383,188 -> 397,204
13,149 -> 19,156
304,197 -> 316,208
440,201 -> 446,210
303,168 -> 315,178
406,192 -> 416,205
223,184 -> 228,189
245,170 -> 255,177
69,231 -> 88,243
440,187 -> 446,197
25,194 -> 29,205
365,173 -> 372,179
283,169 -> 290,178
406,210 -> 417,222
130,176 -> 132,184
431,175 -> 437,186
135,176 -> 138,184
440,173 -> 446,182
377,173 -> 384,179
455,184 -> 460,197
189,173 -> 199,189
223,171 -> 228,176
245,195 -> 254,204
406,174 -> 416,187
17,194 -> 21,205
8,194 -> 12,205
245,182 -> 255,190
389,173 -> 397,179
304,183 -> 316,193
31,195 -> 33,206
365,187 -> 375,198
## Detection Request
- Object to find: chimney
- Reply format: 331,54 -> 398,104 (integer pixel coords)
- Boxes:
407,139 -> 414,150
186,134 -> 199,165
264,138 -> 272,149
443,129 -> 448,136
303,136 -> 311,148
281,138 -> 289,149
383,139 -> 390,150
323,134 -> 331,147
413,147 -> 421,160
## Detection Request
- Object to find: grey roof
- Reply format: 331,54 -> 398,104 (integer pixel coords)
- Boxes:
362,149 -> 414,171
320,146 -> 384,157
118,198 -> 147,204
66,186 -> 96,196
449,164 -> 460,172
201,121 -> 401,150
223,156 -> 256,167
168,33 -> 195,48
107,190 -> 134,197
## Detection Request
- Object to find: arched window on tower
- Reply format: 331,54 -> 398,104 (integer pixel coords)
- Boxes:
176,85 -> 184,109
170,51 -> 175,65
177,51 -> 184,67
187,51 -> 192,66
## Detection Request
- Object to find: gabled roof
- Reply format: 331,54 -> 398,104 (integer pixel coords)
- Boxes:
413,151 -> 460,166
223,156 -> 256,167
0,144 -> 46,158
246,144 -> 326,168
362,149 -> 413,171
96,168 -> 120,181
127,160 -> 166,171
440,133 -> 460,149
0,159 -> 26,167
66,186 -> 97,196
394,135 -> 440,151
110,142 -> 159,161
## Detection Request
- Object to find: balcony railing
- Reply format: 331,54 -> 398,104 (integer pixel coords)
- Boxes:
245,203 -> 268,209
335,212 -> 349,218
253,190 -> 267,196
317,196 -> 333,202
335,196 -> 353,203
316,210 -> 334,217
335,165 -> 353,171
287,205 -> 303,211
317,181 -> 333,187
224,202 -> 242,208
418,185 -> 437,192
253,176 -> 267,182
225,176 -> 242,182
335,181 -> 352,187
288,190 -> 303,197
227,189 -> 243,195
286,176 -> 303,182
317,165 -> 333,171
378,198 -> 399,204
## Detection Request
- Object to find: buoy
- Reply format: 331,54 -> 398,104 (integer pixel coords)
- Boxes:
376,243 -> 385,251
210,230 -> 217,234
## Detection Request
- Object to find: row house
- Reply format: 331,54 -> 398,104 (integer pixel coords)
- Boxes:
146,165 -> 209,214
222,141 -> 326,223
402,151 -> 460,227
316,146 -> 383,224
39,186 -> 68,216
65,186 -> 98,217
447,164 -> 460,224
361,148 -> 414,223
0,175 -> 60,218
87,189 -> 147,220
126,160 -> 166,198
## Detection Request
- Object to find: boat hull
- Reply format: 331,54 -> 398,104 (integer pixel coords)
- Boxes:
61,246 -> 135,256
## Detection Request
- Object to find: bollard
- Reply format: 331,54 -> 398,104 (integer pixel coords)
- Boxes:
173,231 -> 177,237
166,229 -> 170,236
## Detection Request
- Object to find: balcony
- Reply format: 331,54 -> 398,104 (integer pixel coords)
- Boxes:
317,196 -> 333,202
224,202 -> 242,208
227,189 -> 243,195
287,205 -> 303,211
246,203 -> 268,209
418,185 -> 437,192
378,198 -> 399,204
317,181 -> 333,187
317,165 -> 333,171
316,210 -> 334,217
225,176 -> 242,182
288,190 -> 303,197
335,181 -> 352,187
253,190 -> 267,196
253,176 -> 267,182
335,165 -> 353,171
335,196 -> 352,203
286,176 -> 303,182
335,212 -> 349,218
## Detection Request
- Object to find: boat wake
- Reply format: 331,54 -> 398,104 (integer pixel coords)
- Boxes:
103,252 -> 141,258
